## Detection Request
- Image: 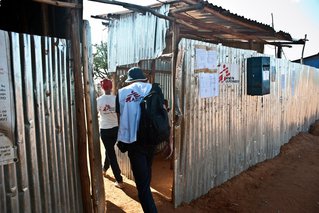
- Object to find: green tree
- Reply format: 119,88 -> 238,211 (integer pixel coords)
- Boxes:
93,41 -> 110,79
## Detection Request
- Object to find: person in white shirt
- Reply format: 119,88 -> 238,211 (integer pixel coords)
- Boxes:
97,78 -> 124,189
116,67 -> 158,213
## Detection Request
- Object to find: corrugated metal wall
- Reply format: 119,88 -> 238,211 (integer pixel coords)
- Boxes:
0,31 -> 82,213
107,4 -> 169,72
154,59 -> 172,102
174,38 -> 319,205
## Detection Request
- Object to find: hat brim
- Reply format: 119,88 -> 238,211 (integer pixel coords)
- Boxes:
125,78 -> 148,83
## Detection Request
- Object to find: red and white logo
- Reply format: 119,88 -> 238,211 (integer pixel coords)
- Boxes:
125,90 -> 141,102
219,64 -> 230,83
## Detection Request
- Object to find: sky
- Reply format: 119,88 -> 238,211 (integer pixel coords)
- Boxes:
83,0 -> 319,61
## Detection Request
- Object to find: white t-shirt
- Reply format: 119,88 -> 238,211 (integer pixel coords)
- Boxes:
117,82 -> 152,143
96,94 -> 118,129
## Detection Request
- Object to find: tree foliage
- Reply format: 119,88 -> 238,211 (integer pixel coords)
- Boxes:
93,41 -> 110,79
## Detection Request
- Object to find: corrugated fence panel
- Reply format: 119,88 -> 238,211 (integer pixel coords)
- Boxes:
1,30 -> 20,213
174,38 -> 319,205
66,39 -> 82,213
33,35 -> 51,213
23,33 -> 42,213
107,5 -> 169,72
0,31 -> 82,212
46,36 -> 61,212
155,59 -> 172,102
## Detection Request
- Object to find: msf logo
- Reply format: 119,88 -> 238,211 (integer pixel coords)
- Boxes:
125,90 -> 141,102
102,104 -> 111,112
219,64 -> 230,83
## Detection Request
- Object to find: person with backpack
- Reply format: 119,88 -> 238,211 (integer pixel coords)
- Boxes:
116,67 -> 168,213
97,78 -> 124,189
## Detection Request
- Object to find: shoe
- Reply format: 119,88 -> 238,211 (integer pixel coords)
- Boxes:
114,181 -> 125,189
102,167 -> 109,178
102,169 -> 108,178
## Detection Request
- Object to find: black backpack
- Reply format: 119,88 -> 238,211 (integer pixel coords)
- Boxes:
137,83 -> 170,146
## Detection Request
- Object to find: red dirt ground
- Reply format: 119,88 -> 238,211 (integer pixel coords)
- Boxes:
103,121 -> 319,212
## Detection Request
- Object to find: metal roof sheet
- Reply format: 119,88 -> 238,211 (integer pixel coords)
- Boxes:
170,0 -> 292,44
96,0 -> 293,46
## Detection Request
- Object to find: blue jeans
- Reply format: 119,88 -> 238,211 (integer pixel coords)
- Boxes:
127,143 -> 157,213
100,127 -> 123,183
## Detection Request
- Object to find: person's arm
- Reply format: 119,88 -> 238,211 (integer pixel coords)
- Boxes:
115,94 -> 120,125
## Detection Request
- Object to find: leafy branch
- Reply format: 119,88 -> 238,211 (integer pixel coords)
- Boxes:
93,41 -> 111,79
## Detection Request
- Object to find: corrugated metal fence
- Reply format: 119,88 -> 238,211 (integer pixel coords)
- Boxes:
107,4 -> 169,72
174,38 -> 319,205
0,30 -> 82,213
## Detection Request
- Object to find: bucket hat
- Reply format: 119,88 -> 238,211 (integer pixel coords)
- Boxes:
125,67 -> 147,83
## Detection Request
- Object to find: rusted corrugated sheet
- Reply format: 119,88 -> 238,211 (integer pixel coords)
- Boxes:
107,4 -> 170,72
174,38 -> 319,205
0,31 -> 82,213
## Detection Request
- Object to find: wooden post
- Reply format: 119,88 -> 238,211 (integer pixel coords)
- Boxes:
70,8 -> 92,213
301,34 -> 307,65
277,45 -> 282,58
111,73 -> 117,95
171,21 -> 180,207
40,5 -> 49,36
82,20 -> 106,213
151,59 -> 156,84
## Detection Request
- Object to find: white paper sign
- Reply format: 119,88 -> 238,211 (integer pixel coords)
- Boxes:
195,48 -> 218,71
195,48 -> 207,70
263,70 -> 270,81
0,30 -> 16,165
199,73 -> 219,98
207,50 -> 218,70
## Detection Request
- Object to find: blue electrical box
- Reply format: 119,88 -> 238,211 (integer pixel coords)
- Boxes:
247,56 -> 270,96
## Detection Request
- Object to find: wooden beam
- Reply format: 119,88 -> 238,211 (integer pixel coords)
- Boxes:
90,15 -> 111,21
40,4 -> 49,35
267,40 -> 305,45
33,0 -> 82,9
82,20 -> 106,213
301,34 -> 307,64
179,33 -> 222,43
173,13 -> 265,42
175,18 -> 199,30
170,3 -> 204,14
70,7 -> 93,213
180,29 -> 222,35
170,21 -> 180,207
149,59 -> 156,84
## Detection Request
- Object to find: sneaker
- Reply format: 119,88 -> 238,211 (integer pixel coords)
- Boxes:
114,181 -> 125,189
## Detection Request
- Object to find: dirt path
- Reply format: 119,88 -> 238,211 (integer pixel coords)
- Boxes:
103,122 -> 319,212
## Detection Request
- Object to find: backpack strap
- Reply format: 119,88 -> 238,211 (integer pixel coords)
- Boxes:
150,83 -> 164,104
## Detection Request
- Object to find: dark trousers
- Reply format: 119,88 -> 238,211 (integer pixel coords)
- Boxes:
100,127 -> 122,183
127,143 -> 157,213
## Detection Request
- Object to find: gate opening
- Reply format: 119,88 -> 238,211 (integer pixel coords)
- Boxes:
151,146 -> 174,201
